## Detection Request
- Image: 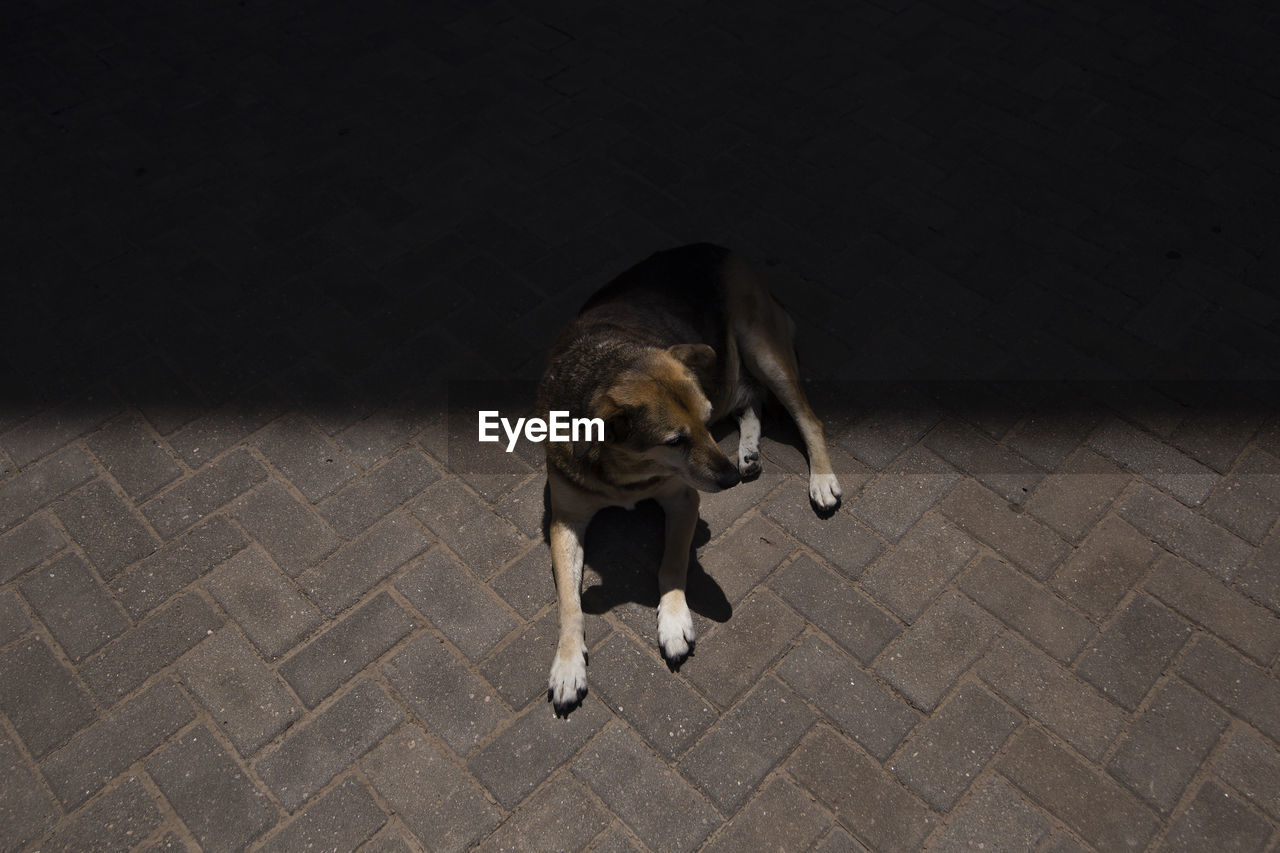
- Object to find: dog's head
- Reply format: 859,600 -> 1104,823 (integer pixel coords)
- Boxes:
592,344 -> 741,492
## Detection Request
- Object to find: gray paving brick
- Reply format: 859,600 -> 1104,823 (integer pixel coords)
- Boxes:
813,827 -> 869,853
1147,553 -> 1280,664
1090,416 -> 1220,505
281,592 -> 414,708
573,725 -> 721,853
1024,447 -> 1130,542
142,448 -> 268,540
590,631 -> 716,760
114,515 -> 246,617
940,479 -> 1071,578
0,635 -> 96,759
777,634 -> 918,760
40,776 -> 163,853
859,513 -> 978,621
257,680 -> 403,812
588,828 -> 643,853
229,480 -> 339,576
336,408 -> 430,470
925,417 -> 1044,502
254,415 -> 359,502
1077,595 -> 1191,710
412,479 -> 527,577
1118,483 -> 1254,582
0,514 -> 65,583
0,589 -> 30,646
396,548 -> 518,660
1240,532 -> 1280,615
319,448 -> 440,539
1204,449 -> 1280,545
928,777 -> 1051,853
788,726 -> 937,853
79,590 -> 223,705
84,414 -> 182,501
1157,780 -> 1272,853
770,554 -> 900,665
258,776 -> 387,853
39,679 -> 195,808
167,402 -> 283,468
1051,515 -> 1163,620
698,462 -> 789,534
492,472 -> 547,540
0,446 -> 96,534
0,399 -> 117,468
1108,679 -> 1229,813
1170,409 -> 1262,473
978,635 -> 1125,762
146,726 -> 277,851
475,774 -> 612,853
20,551 -> 129,660
683,589 -> 806,709
0,730 -> 59,851
960,556 -> 1094,662
849,446 -> 960,540
56,479 -> 158,578
360,829 -> 416,853
1215,730 -> 1280,821
1179,636 -> 1280,743
999,726 -> 1159,852
762,485 -> 884,578
1006,409 -> 1102,470
702,778 -> 831,853
363,725 -> 502,852
839,402 -> 942,470
698,514 -> 795,605
876,592 -> 1001,712
489,541 -> 554,619
204,547 -> 323,660
299,512 -> 432,616
467,698 -> 611,809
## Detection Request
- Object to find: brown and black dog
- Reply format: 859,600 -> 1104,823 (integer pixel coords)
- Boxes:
536,243 -> 841,714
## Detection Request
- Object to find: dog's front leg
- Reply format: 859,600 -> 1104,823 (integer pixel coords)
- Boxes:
548,515 -> 590,715
656,485 -> 699,664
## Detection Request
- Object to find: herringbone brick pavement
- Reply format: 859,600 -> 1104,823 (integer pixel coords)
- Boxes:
3,0 -> 1279,850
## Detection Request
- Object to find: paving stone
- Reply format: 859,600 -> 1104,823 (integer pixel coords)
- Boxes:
699,462 -> 788,534
39,776 -> 163,853
319,448 -> 440,539
678,677 -> 816,814
467,699 -> 611,809
383,631 -> 507,755
960,556 -> 1094,662
1147,553 -> 1280,664
858,513 -> 978,621
698,514 -> 795,605
928,777 -> 1052,853
20,551 -> 129,660
299,512 -> 432,615
876,592 -> 1001,712
1089,416 -> 1219,505
762,484 -> 884,578
572,725 -> 721,853
258,776 -> 387,853
683,589 -> 806,709
1170,409 -> 1263,474
1239,533 -> 1280,615
39,679 -> 195,808
1024,447 -> 1130,542
889,683 -> 1021,810
489,541 -> 554,619
412,479 -> 527,577
114,515 -> 246,617
812,827 -> 869,853
1157,780 -> 1272,853
229,480 -> 339,576
1117,483 -> 1254,582
0,635 -> 96,759
770,554 -> 900,665
777,635 -> 919,761
1215,729 -> 1280,821
360,829 -> 417,853
940,478 -> 1070,578
1204,449 -> 1280,544
141,447 -> 267,539
492,472 -> 547,540
1107,679 -> 1230,813
839,403 -> 942,470
0,446 -> 96,534
0,729 -> 60,850
84,414 -> 182,501
1179,636 -> 1280,743
0,514 -> 65,583
167,402 -> 283,468
146,726 -> 277,851
788,726 -> 937,853
1050,515 -> 1163,620
924,417 -> 1044,502
363,725 -> 502,852
139,831 -> 188,852
204,547 -> 323,660
0,589 -> 30,646
978,635 -> 1125,762
56,479 -> 158,578
701,777 -> 831,853
589,631 -> 716,760
475,773 -> 612,853
999,727 -> 1159,852
0,398 -> 117,469
848,446 -> 960,540
257,680 -> 404,812
254,415 -> 359,502
1006,409 -> 1102,470
396,548 -> 518,660
1076,594 -> 1191,710
79,590 -> 223,704
335,408 -> 431,470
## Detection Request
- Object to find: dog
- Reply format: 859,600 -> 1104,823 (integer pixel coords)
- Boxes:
536,243 -> 842,715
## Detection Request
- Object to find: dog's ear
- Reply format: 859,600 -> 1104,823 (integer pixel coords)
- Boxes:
668,343 -> 717,391
593,393 -> 633,444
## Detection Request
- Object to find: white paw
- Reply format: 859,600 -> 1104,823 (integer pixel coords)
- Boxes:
657,603 -> 696,662
809,472 -> 842,510
738,448 -> 762,477
548,649 -> 587,714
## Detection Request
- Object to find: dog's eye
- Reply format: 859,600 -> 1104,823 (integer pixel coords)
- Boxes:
665,434 -> 689,447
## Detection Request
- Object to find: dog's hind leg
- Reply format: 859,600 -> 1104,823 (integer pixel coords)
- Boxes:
548,514 -> 590,715
655,484 -> 699,664
736,400 -> 763,478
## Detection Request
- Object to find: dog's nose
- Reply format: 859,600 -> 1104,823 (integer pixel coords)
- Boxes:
716,467 -> 742,490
